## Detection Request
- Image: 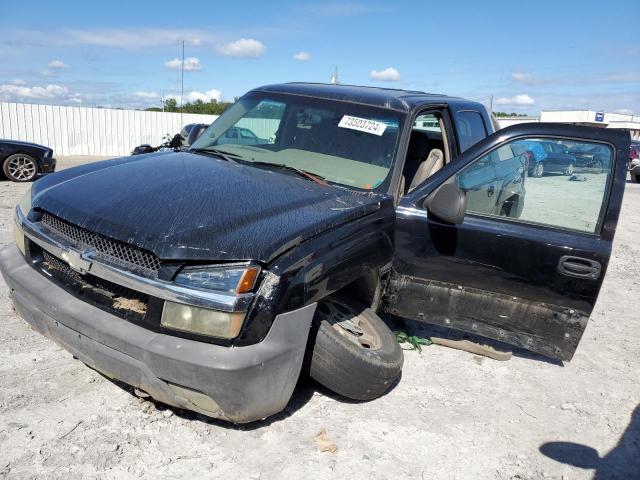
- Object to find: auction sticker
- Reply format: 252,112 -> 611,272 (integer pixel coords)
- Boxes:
338,116 -> 387,136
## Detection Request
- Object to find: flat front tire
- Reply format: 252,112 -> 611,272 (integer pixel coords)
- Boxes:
3,153 -> 38,182
306,295 -> 403,401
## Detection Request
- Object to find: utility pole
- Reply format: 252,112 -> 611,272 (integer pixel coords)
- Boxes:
489,94 -> 493,113
180,40 -> 185,125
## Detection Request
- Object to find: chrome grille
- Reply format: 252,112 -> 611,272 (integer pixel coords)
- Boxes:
40,211 -> 161,277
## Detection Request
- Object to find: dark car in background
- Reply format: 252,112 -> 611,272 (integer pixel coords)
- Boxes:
1,139 -> 56,182
180,123 -> 209,148
569,143 -> 611,172
518,140 -> 576,177
630,141 -> 640,183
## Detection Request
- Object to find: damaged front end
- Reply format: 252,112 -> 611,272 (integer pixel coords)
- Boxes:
2,191 -> 317,423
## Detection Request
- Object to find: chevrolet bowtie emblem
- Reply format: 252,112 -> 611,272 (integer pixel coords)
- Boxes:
60,249 -> 93,273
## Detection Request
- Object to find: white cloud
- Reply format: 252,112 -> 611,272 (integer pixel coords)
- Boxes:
48,59 -> 69,69
133,91 -> 160,99
495,94 -> 535,106
164,57 -> 202,71
0,83 -> 69,101
217,38 -> 265,58
369,67 -> 400,82
167,89 -> 222,104
293,51 -> 310,61
11,79 -> 26,85
511,71 -> 536,83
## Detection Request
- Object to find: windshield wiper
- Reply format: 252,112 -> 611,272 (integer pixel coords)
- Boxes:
190,147 -> 243,163
250,161 -> 328,186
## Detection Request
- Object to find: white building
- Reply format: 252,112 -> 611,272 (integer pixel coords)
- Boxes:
496,110 -> 640,140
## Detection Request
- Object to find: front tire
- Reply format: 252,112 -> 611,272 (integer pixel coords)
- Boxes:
306,295 -> 403,401
3,153 -> 38,182
635,174 -> 640,183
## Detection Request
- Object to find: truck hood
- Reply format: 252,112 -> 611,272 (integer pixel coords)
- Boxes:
31,151 -> 389,263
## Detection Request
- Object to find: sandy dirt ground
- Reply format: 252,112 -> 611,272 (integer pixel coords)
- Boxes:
0,156 -> 638,479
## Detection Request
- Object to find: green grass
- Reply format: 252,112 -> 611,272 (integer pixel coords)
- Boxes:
394,331 -> 432,353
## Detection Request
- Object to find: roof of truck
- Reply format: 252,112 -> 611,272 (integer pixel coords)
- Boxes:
253,82 -> 473,113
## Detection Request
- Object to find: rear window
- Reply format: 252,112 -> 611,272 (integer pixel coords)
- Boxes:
455,111 -> 487,152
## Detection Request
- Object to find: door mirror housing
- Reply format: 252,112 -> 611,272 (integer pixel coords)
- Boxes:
424,183 -> 466,224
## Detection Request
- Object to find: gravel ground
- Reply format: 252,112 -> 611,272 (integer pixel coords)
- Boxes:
0,156 -> 638,479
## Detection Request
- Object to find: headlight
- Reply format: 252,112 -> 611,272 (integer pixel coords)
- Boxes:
162,264 -> 261,338
17,187 -> 32,216
13,219 -> 26,256
161,302 -> 246,338
174,264 -> 260,294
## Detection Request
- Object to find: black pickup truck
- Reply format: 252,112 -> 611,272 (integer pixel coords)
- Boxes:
0,83 -> 629,423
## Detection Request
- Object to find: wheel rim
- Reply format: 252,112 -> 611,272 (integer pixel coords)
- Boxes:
535,163 -> 543,176
566,164 -> 574,175
7,156 -> 36,181
318,298 -> 382,351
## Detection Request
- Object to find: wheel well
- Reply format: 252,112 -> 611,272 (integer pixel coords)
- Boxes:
332,268 -> 386,311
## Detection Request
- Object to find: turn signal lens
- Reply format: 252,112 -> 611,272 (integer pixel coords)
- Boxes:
236,267 -> 260,294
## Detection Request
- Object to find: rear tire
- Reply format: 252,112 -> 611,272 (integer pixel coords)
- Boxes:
306,295 -> 403,401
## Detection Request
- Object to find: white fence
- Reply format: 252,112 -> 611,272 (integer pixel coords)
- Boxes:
0,102 -> 219,157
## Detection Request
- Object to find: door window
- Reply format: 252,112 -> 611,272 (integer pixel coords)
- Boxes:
454,137 -> 614,234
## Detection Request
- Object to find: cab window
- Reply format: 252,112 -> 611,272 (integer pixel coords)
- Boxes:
455,111 -> 487,152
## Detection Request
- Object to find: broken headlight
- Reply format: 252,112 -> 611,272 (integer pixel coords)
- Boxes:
161,264 -> 261,338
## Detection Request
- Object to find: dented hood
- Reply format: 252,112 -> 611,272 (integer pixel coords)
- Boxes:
31,151 -> 388,262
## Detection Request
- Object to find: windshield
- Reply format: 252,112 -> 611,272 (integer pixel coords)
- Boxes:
191,91 -> 404,190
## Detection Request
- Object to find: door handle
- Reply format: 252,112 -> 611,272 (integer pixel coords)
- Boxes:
557,255 -> 601,279
487,185 -> 495,197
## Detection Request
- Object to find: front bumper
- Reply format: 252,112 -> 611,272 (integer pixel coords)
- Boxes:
39,157 -> 56,174
0,244 -> 316,423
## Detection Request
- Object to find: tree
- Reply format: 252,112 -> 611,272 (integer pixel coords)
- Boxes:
163,98 -> 178,112
145,98 -> 232,116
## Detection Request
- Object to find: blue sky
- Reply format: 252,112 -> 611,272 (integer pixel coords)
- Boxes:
0,0 -> 638,114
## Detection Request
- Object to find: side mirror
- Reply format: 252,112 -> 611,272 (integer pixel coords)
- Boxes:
424,183 -> 466,224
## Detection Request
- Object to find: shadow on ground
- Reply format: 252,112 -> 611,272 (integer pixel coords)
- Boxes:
539,404 -> 640,478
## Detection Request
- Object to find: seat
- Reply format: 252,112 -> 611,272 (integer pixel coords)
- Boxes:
408,148 -> 444,192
